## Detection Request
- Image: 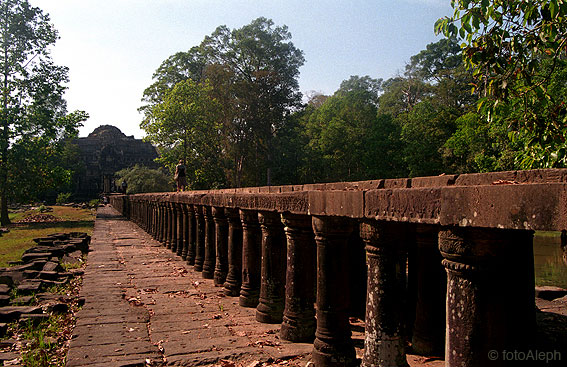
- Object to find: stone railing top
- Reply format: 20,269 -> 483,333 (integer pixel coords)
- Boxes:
117,169 -> 567,231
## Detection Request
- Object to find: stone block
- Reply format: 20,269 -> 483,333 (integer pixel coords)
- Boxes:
439,183 -> 567,230
21,252 -> 51,263
17,281 -> 42,295
42,261 -> 60,273
0,284 -> 9,295
0,306 -> 42,322
39,271 -> 60,281
308,190 -> 364,218
10,296 -> 34,305
365,188 -> 442,224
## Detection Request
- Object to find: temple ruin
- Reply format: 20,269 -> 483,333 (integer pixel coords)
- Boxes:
73,125 -> 159,199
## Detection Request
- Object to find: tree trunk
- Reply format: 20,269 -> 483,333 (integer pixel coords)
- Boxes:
0,193 -> 9,226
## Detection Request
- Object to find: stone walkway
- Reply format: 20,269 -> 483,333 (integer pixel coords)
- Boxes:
67,206 -> 314,367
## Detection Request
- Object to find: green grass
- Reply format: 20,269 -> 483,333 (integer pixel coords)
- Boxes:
0,206 -> 95,267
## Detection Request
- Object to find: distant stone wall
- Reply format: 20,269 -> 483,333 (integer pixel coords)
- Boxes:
73,125 -> 159,199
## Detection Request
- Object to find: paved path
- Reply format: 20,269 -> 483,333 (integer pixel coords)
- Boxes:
67,206 -> 313,367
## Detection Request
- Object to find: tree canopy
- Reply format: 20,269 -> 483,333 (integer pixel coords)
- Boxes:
140,17 -> 305,188
0,0 -> 88,224
436,0 -> 567,168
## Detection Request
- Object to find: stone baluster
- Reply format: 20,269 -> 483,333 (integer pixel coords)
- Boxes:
156,202 -> 163,243
159,202 -> 166,245
202,206 -> 216,279
412,224 -> 446,356
193,206 -> 205,272
280,213 -> 316,342
311,216 -> 356,366
165,202 -> 172,248
176,203 -> 184,256
438,227 -> 535,367
181,204 -> 190,260
213,207 -> 229,286
256,211 -> 287,324
170,202 -> 178,253
239,209 -> 262,308
186,205 -> 197,266
223,208 -> 243,296
360,220 -> 408,367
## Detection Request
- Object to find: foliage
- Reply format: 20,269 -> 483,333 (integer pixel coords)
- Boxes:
142,79 -> 225,189
436,0 -> 567,168
141,17 -> 305,187
115,165 -> 172,194
56,193 -> 72,204
0,0 -> 88,224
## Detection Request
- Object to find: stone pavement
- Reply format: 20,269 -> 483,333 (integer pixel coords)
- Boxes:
66,205 -> 315,367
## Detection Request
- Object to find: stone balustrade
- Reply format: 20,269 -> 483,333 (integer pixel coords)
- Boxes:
109,168 -> 567,367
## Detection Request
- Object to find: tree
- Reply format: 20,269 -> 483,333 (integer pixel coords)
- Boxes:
0,0 -> 87,224
436,0 -> 567,168
115,165 -> 172,194
141,79 -> 225,189
201,18 -> 305,186
141,18 -> 305,188
300,75 -> 405,182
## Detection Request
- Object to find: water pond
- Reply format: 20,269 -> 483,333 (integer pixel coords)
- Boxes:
534,232 -> 567,289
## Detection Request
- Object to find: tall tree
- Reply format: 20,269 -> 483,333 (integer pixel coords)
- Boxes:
201,18 -> 305,186
0,0 -> 87,224
141,79 -> 224,189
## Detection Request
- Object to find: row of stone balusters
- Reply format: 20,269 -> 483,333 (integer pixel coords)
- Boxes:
128,200 -> 409,366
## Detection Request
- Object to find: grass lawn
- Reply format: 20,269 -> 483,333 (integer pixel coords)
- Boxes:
0,206 -> 95,267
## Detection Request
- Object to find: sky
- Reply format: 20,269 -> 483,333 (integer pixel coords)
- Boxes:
29,0 -> 453,139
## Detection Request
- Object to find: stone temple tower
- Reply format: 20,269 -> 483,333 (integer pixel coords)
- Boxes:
73,125 -> 159,199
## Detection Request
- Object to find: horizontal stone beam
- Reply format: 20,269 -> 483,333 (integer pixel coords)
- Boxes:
113,169 -> 567,231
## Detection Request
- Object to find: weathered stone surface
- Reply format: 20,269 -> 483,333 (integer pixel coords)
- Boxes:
439,183 -> 567,230
21,252 -> 51,263
42,261 -> 60,272
0,306 -> 43,322
0,284 -> 9,295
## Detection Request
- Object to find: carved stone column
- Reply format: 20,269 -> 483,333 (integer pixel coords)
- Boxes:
165,202 -> 173,248
213,207 -> 229,286
311,216 -> 356,366
160,202 -> 166,245
170,202 -> 178,253
256,211 -> 287,324
157,202 -> 164,243
360,220 -> 408,367
438,227 -> 535,367
202,206 -> 216,279
239,209 -> 262,308
411,224 -> 446,356
186,205 -> 196,266
175,203 -> 184,256
181,204 -> 189,260
280,213 -> 316,342
223,208 -> 243,296
193,206 -> 205,272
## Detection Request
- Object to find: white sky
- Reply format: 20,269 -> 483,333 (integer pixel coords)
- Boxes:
29,0 -> 453,138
